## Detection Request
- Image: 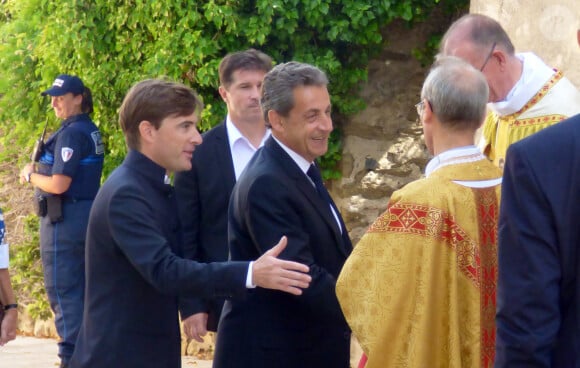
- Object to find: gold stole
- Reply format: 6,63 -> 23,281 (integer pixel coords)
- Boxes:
337,162 -> 501,368
482,70 -> 567,168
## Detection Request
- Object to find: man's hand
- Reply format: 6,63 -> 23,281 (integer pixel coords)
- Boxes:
253,236 -> 311,295
0,308 -> 17,346
182,312 -> 208,343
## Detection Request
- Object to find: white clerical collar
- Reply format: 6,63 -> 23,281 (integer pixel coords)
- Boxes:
271,136 -> 312,174
425,146 -> 486,177
489,52 -> 555,116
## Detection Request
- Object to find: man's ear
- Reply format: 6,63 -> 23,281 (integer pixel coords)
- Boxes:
422,100 -> 434,125
268,110 -> 284,131
138,120 -> 155,144
494,49 -> 508,69
218,85 -> 228,103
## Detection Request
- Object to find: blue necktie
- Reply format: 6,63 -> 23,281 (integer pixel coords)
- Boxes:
307,164 -> 334,208
307,164 -> 351,252
307,164 -> 343,231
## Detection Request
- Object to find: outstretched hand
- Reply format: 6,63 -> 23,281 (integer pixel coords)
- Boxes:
252,236 -> 311,295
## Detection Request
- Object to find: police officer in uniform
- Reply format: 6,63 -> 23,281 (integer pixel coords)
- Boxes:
19,74 -> 104,368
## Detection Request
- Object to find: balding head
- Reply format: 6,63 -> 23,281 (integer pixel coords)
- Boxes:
439,14 -> 521,103
441,14 -> 514,58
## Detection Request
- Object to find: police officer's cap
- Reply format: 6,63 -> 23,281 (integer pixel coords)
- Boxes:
41,74 -> 85,96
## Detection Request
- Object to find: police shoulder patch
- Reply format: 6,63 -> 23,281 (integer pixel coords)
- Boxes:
61,147 -> 74,162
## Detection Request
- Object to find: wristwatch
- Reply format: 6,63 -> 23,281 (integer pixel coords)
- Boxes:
3,303 -> 18,311
25,172 -> 31,183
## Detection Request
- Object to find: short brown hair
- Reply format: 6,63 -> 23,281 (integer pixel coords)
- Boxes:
119,79 -> 203,150
218,49 -> 273,88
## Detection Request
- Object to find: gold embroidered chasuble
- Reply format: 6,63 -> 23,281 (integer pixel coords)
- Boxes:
337,158 -> 502,368
481,70 -> 580,169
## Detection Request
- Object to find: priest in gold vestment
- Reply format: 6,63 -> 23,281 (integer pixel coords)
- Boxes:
440,14 -> 580,170
337,57 -> 502,368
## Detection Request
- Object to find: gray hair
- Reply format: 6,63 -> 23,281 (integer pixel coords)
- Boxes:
422,56 -> 489,131
261,62 -> 328,126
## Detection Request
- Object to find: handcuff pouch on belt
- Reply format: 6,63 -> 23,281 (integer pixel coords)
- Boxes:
34,195 -> 63,223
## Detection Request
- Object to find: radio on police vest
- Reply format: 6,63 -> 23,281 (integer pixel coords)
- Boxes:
30,117 -> 49,162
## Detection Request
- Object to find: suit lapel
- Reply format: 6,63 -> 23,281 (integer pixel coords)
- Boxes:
329,198 -> 353,254
210,122 -> 236,191
265,138 -> 350,257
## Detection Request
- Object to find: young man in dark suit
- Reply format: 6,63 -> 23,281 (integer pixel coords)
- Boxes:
495,29 -> 580,367
213,62 -> 352,368
69,79 -> 311,368
174,49 -> 272,339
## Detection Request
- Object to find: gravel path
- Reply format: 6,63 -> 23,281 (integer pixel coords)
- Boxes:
0,336 -> 213,368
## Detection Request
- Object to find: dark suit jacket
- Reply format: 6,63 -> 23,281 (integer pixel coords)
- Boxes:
495,114 -> 580,367
213,137 -> 352,368
174,121 -> 236,330
69,150 -> 248,368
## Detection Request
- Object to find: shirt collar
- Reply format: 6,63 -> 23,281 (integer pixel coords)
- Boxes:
425,145 -> 486,177
125,150 -> 170,187
226,115 -> 270,151
61,113 -> 89,127
271,136 -> 312,174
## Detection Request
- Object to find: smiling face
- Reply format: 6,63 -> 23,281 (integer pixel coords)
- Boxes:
219,69 -> 266,125
51,93 -> 83,119
271,85 -> 333,162
145,112 -> 203,172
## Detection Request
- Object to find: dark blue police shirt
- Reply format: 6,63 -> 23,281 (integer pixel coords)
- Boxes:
37,113 -> 104,199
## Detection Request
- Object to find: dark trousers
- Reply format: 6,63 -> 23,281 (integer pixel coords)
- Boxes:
40,200 -> 92,364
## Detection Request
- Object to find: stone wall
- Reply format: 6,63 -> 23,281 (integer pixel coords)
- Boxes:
332,13 -> 459,244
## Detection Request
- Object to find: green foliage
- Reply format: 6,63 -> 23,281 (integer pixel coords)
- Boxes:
0,0 -> 468,177
319,129 -> 343,180
0,0 -> 468,316
412,33 -> 443,67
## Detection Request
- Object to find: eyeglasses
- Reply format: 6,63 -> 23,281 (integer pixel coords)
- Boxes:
415,101 -> 425,116
479,41 -> 496,72
415,99 -> 433,117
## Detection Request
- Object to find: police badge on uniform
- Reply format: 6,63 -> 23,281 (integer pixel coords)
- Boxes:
61,147 -> 74,162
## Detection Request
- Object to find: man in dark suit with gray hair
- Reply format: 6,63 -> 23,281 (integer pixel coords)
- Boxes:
213,62 -> 352,368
